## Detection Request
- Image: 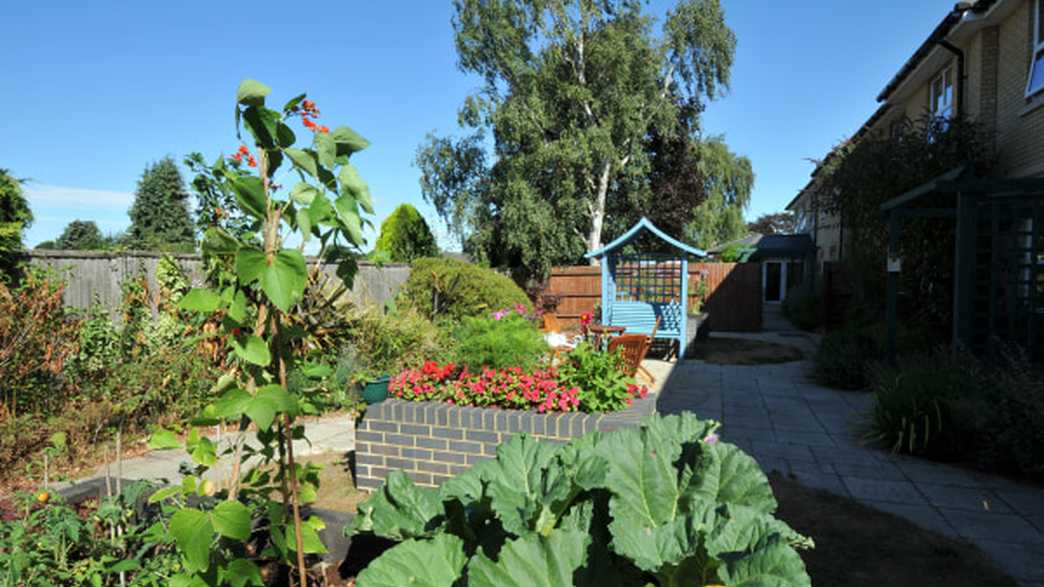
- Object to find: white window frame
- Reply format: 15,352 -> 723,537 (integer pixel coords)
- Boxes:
1027,0 -> 1044,97
930,65 -> 955,121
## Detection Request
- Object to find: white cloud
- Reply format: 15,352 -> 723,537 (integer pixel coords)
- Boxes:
25,184 -> 134,208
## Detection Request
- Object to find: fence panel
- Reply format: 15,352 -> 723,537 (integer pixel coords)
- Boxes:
546,262 -> 762,331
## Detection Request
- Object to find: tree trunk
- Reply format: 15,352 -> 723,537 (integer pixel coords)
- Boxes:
587,160 -> 612,264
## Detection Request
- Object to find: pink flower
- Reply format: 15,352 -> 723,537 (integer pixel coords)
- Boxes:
703,432 -> 720,445
514,303 -> 527,314
493,310 -> 506,320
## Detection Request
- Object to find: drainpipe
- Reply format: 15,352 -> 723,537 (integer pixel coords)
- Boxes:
937,39 -> 965,120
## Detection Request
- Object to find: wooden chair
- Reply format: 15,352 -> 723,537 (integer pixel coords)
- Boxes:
607,317 -> 660,384
542,313 -> 564,334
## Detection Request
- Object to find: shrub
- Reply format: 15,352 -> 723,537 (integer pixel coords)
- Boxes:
68,301 -> 122,382
453,312 -> 547,371
346,306 -> 456,376
813,327 -> 879,389
390,362 -> 581,412
556,342 -> 648,412
348,413 -> 813,586
0,481 -> 180,586
0,271 -> 78,417
974,349 -> 1044,478
399,256 -> 530,321
782,281 -> 821,331
371,203 -> 439,263
866,352 -> 978,459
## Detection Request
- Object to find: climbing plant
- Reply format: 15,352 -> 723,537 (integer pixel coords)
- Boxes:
149,79 -> 374,586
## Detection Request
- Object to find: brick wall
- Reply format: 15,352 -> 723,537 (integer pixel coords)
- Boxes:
996,0 -> 1044,177
355,398 -> 654,489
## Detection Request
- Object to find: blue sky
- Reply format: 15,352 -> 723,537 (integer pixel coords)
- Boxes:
0,1 -> 955,249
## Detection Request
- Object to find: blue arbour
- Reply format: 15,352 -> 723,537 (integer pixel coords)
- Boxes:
148,79 -> 376,586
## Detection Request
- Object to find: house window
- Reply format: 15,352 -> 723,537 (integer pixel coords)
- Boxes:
930,66 -> 955,121
1028,0 -> 1044,97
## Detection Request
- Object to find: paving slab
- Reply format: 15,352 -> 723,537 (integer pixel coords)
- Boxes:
844,477 -> 927,504
917,483 -> 1013,514
940,509 -> 1044,544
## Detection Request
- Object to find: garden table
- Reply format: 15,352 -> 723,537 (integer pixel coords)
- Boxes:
587,324 -> 626,350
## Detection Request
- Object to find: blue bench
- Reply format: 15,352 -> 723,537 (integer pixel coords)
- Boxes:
607,300 -> 684,354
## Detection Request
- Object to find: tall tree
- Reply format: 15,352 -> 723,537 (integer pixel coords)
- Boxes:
127,157 -> 195,250
747,211 -> 796,236
685,136 -> 752,249
371,204 -> 439,263
417,0 -> 736,280
0,169 -> 32,280
55,220 -> 105,250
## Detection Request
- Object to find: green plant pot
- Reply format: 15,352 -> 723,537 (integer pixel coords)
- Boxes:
361,376 -> 391,405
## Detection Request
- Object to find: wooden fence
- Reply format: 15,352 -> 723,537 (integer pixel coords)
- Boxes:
546,262 -> 763,332
22,250 -> 411,317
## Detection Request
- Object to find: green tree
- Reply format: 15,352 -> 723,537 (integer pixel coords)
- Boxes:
748,211 -> 796,235
372,204 -> 439,263
55,220 -> 105,250
0,169 -> 33,280
685,136 -> 752,249
127,157 -> 196,251
417,0 -> 737,280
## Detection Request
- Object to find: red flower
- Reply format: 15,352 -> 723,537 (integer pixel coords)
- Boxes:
318,125 -> 330,134
238,144 -> 250,156
231,153 -> 242,163
580,312 -> 593,326
246,156 -> 257,168
302,117 -> 316,129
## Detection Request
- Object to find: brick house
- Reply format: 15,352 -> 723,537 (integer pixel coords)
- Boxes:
788,0 -> 1044,274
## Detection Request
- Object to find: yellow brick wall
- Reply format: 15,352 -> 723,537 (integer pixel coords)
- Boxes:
965,31 -> 984,120
996,0 -> 1044,177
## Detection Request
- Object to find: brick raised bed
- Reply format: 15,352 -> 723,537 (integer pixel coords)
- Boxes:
356,397 -> 655,489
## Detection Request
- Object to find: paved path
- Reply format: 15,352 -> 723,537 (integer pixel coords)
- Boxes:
657,332 -> 1044,586
60,416 -> 356,492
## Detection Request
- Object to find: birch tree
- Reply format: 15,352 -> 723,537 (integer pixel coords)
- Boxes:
417,0 -> 735,280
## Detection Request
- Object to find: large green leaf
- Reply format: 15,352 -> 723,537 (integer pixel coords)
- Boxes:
223,558 -> 264,587
315,131 -> 336,169
349,471 -> 445,541
331,125 -> 370,155
290,182 -> 319,206
230,334 -> 270,366
335,195 -> 364,245
242,106 -> 281,150
285,148 -> 319,179
212,388 -> 251,419
468,529 -> 591,587
235,247 -> 267,284
148,428 -> 181,450
715,535 -> 811,587
169,508 -> 214,572
243,385 -> 291,430
202,227 -> 239,257
260,249 -> 307,312
355,534 -> 467,587
179,288 -> 221,313
236,79 -> 271,106
683,443 -> 777,515
212,500 -> 252,540
479,435 -> 573,537
231,175 -> 267,219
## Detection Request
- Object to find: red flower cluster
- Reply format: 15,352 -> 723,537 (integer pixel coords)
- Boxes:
230,144 -> 258,168
389,362 -> 582,413
579,312 -> 594,326
296,99 -> 329,134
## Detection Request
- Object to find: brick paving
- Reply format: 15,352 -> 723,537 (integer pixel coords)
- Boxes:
657,332 -> 1044,586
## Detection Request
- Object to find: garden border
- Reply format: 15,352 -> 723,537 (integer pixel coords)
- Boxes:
355,397 -> 656,489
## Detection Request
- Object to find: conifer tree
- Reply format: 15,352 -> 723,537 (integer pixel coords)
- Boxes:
127,157 -> 195,250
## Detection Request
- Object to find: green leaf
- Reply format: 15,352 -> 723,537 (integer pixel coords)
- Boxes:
331,125 -> 370,155
188,436 -> 217,467
335,195 -> 364,245
242,106 -> 281,150
169,508 -> 214,572
715,535 -> 811,587
348,470 -> 444,541
179,288 -> 221,313
224,558 -> 264,587
148,429 -> 181,450
308,193 -> 336,227
286,148 -> 318,178
231,175 -> 267,219
212,500 -> 252,540
290,182 -> 320,206
213,388 -> 252,419
276,123 -> 296,149
296,207 -> 313,238
260,249 -> 307,312
230,334 -> 271,366
236,79 -> 271,106
227,290 -> 248,323
147,485 -> 184,504
286,519 -> 327,554
315,131 -> 336,169
355,534 -> 466,587
468,529 -> 590,587
108,559 -> 141,573
479,435 -> 570,536
235,247 -> 267,284
338,163 -> 367,200
684,443 -> 777,515
243,385 -> 290,430
202,227 -> 239,257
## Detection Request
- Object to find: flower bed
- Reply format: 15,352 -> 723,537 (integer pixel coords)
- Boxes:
388,360 -> 648,413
